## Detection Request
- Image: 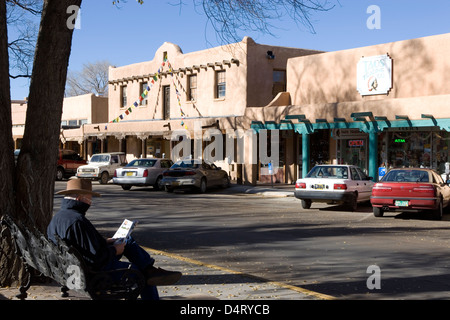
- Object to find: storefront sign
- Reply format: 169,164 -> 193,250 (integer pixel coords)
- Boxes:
349,140 -> 364,147
357,54 -> 393,96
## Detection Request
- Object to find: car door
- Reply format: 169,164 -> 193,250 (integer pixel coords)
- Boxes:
355,167 -> 374,201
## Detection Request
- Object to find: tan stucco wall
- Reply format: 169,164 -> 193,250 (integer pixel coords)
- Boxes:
287,33 -> 450,108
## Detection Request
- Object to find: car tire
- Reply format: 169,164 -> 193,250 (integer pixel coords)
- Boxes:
56,167 -> 65,181
301,200 -> 312,209
373,207 -> 384,217
347,192 -> 358,211
100,172 -> 109,184
432,198 -> 443,220
199,178 -> 207,193
154,176 -> 163,190
122,185 -> 132,191
221,176 -> 230,188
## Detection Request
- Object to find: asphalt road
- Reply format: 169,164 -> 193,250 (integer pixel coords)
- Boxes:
53,181 -> 450,300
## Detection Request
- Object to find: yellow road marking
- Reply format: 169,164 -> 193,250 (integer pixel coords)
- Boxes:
143,246 -> 337,300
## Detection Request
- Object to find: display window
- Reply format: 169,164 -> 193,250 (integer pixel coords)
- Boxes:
380,129 -> 450,174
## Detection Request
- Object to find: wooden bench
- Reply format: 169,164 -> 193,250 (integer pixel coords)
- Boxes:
1,214 -> 145,300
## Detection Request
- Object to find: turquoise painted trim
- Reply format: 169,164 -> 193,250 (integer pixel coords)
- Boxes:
250,118 -> 450,134
302,134 -> 310,178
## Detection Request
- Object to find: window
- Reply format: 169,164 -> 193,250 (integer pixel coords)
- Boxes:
79,119 -> 88,125
121,86 -> 127,108
272,70 -> 286,98
188,75 -> 197,102
215,71 -> 226,99
140,82 -> 148,106
68,120 -> 78,127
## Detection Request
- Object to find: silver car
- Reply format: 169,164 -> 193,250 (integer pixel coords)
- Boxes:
162,160 -> 230,193
113,158 -> 173,190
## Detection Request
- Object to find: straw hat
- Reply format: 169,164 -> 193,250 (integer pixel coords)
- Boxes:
56,178 -> 101,197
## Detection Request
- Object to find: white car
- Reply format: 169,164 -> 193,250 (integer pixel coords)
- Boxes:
113,158 -> 173,190
294,165 -> 375,211
76,152 -> 127,184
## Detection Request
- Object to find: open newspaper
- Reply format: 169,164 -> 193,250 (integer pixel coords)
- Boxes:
112,219 -> 137,241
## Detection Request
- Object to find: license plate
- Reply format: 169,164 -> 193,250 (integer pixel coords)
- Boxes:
126,172 -> 134,176
395,200 -> 409,207
315,184 -> 325,190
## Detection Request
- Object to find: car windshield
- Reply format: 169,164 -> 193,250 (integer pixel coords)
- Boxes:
90,154 -> 110,162
126,159 -> 157,167
382,170 -> 429,182
306,166 -> 348,179
171,160 -> 200,169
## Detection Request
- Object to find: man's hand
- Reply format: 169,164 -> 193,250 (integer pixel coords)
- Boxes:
113,241 -> 126,255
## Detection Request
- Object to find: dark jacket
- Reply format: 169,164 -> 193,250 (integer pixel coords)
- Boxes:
47,198 -> 116,271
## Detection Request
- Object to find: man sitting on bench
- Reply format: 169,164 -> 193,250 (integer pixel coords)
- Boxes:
47,178 -> 181,300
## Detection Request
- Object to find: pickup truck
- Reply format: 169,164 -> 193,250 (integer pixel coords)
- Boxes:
76,152 -> 127,184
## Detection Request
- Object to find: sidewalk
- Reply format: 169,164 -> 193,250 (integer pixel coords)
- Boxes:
0,183 -> 328,301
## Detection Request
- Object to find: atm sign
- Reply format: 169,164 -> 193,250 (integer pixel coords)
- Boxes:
348,140 -> 364,147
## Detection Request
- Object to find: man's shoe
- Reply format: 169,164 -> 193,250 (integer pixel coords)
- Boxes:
146,267 -> 182,286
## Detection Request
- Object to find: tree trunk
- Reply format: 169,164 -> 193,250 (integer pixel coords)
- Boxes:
0,0 -> 82,287
0,0 -> 20,287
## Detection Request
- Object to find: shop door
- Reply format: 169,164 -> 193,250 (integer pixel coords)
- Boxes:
337,138 -> 368,173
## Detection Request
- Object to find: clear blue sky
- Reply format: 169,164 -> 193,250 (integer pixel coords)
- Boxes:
10,0 -> 450,100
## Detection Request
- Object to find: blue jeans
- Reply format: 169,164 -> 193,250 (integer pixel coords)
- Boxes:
102,237 -> 159,300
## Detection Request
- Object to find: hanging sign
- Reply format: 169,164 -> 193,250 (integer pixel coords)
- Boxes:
357,54 -> 392,96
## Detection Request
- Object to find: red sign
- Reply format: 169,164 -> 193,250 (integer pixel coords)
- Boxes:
348,140 -> 364,147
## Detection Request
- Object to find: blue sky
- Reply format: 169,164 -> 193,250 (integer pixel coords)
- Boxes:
9,0 -> 450,100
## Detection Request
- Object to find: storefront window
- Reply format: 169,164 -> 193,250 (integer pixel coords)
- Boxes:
383,129 -> 450,174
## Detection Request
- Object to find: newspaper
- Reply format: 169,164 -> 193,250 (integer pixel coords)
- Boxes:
112,219 -> 137,240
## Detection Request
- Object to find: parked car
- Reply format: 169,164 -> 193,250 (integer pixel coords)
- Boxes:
161,159 -> 230,193
370,168 -> 450,220
76,152 -> 127,184
294,165 -> 375,211
113,158 -> 173,190
56,149 -> 87,181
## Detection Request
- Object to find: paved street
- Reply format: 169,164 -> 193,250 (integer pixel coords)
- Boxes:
53,181 -> 450,300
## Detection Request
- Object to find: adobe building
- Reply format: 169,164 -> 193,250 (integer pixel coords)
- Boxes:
12,93 -> 108,155
248,33 -> 450,183
80,37 -> 322,183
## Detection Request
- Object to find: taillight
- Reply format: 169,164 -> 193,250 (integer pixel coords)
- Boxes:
114,170 -> 117,177
295,182 -> 306,189
185,171 -> 196,176
412,186 -> 435,194
334,184 -> 347,190
163,171 -> 169,176
143,169 -> 148,177
373,186 -> 392,192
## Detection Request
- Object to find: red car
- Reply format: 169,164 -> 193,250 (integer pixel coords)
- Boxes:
370,168 -> 450,220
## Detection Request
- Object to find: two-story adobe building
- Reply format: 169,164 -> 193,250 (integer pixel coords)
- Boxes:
79,36 -> 322,183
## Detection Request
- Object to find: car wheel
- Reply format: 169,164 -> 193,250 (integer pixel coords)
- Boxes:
122,185 -> 132,191
373,207 -> 384,217
199,178 -> 207,193
56,167 -> 64,181
221,176 -> 230,188
347,193 -> 358,211
165,186 -> 174,193
301,200 -> 312,209
154,176 -> 163,190
100,172 -> 109,184
432,198 -> 443,220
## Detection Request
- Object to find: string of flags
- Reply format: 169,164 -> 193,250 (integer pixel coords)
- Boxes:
110,57 -> 187,129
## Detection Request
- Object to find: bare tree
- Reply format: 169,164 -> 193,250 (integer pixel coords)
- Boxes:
65,60 -> 112,97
